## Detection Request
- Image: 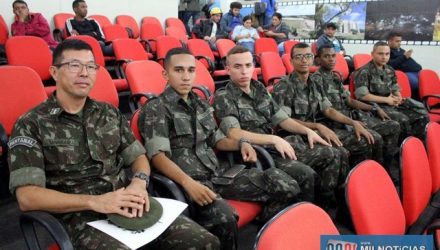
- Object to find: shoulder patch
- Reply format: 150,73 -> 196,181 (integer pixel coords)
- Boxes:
8,136 -> 37,149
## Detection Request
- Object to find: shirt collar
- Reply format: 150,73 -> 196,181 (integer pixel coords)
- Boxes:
162,84 -> 199,105
226,79 -> 266,99
46,92 -> 98,117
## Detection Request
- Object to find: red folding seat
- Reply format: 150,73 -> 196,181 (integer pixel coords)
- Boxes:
255,202 -> 339,250
395,70 -> 412,98
155,36 -> 183,65
353,53 -> 372,70
260,52 -> 286,86
255,38 -> 278,57
419,69 -> 440,122
311,41 -> 318,55
283,40 -> 299,56
88,14 -> 112,28
216,38 -> 236,61
165,26 -> 188,44
116,15 -> 140,39
194,60 -> 215,99
89,67 -> 119,108
112,38 -> 152,79
281,53 -> 293,74
0,15 -> 9,45
165,17 -> 186,34
334,53 -> 349,81
187,39 -> 227,78
140,18 -> 164,54
102,24 -> 129,42
53,13 -> 74,40
426,122 -> 440,194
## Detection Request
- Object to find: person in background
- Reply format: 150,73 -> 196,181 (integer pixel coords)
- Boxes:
257,12 -> 290,55
387,32 -> 422,100
192,7 -> 228,51
178,0 -> 203,36
231,15 -> 259,54
220,2 -> 243,35
316,22 -> 346,56
11,0 -> 58,50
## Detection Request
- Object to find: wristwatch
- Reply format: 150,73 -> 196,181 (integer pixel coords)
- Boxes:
239,137 -> 251,149
133,172 -> 150,186
370,103 -> 379,115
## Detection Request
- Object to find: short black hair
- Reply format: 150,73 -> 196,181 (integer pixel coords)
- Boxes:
325,22 -> 337,29
12,0 -> 27,8
243,15 -> 252,23
52,39 -> 93,65
316,44 -> 334,57
226,45 -> 251,65
164,47 -> 193,69
273,12 -> 282,20
72,0 -> 85,9
373,41 -> 389,51
388,31 -> 402,41
230,2 -> 242,9
291,42 -> 310,58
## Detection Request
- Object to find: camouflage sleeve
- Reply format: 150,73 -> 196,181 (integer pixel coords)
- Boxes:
316,82 -> 333,111
213,90 -> 242,135
354,69 -> 371,99
270,99 -> 290,126
138,99 -> 172,159
389,70 -> 401,94
272,77 -> 293,115
8,117 -> 46,195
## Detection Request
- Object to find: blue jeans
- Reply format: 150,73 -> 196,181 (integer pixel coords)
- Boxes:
277,42 -> 285,56
264,14 -> 273,26
405,72 -> 420,100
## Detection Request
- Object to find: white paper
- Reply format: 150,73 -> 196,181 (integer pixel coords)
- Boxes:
87,197 -> 188,250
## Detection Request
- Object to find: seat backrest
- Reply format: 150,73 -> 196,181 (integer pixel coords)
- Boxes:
419,69 -> 440,107
216,39 -> 236,59
53,13 -> 74,39
67,35 -> 105,67
102,24 -> 129,42
113,38 -> 149,62
187,39 -> 215,69
195,60 -> 215,98
353,53 -> 372,70
311,41 -> 318,55
0,66 -> 47,136
255,202 -> 339,250
155,35 -> 183,62
130,108 -> 143,143
281,53 -> 294,74
255,38 -> 278,56
260,52 -> 286,86
334,53 -> 349,81
401,136 -> 432,228
125,60 -> 167,105
0,15 -> 9,45
283,40 -> 299,56
165,17 -> 186,34
426,122 -> 440,194
346,160 -> 406,234
165,26 -> 188,44
395,70 -> 412,98
116,15 -> 140,39
89,67 -> 119,108
88,14 -> 112,28
6,36 -> 53,81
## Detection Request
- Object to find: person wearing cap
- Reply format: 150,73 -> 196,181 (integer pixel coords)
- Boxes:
192,6 -> 228,51
8,39 -> 220,249
316,22 -> 346,56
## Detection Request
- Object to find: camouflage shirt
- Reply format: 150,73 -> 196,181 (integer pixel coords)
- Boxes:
8,94 -> 145,195
354,61 -> 400,99
139,86 -> 225,180
213,79 -> 289,135
273,72 -> 332,122
314,68 -> 351,117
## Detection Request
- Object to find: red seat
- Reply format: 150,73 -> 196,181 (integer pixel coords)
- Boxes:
194,60 -> 215,99
419,69 -> 440,122
353,53 -> 372,70
0,15 -> 9,45
165,17 -> 186,34
334,53 -> 349,81
116,15 -> 140,39
311,41 -> 318,55
155,36 -> 183,65
395,70 -> 412,98
102,24 -> 129,42
260,52 -> 286,86
216,38 -> 236,60
188,39 -> 227,78
113,38 -> 151,62
53,13 -> 74,40
89,14 -> 112,28
283,40 -> 299,56
227,200 -> 262,229
426,122 -> 440,194
255,202 -> 339,250
89,67 -> 119,108
165,26 -> 188,44
0,66 -> 47,136
281,53 -> 293,74
255,38 -> 278,57
346,160 -> 406,234
140,19 -> 164,54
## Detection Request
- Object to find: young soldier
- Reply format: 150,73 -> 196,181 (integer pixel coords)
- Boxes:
8,40 -> 219,249
138,48 -> 300,249
354,41 -> 429,141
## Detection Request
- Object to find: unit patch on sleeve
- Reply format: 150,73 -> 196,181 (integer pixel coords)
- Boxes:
8,136 -> 37,149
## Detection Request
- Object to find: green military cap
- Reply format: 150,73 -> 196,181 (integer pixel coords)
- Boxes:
108,197 -> 163,231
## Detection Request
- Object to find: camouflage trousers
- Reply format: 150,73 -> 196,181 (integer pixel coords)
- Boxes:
355,110 -> 401,170
215,167 -> 300,222
379,99 -> 429,142
65,213 -> 220,250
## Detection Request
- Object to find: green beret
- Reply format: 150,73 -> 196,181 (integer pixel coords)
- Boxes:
108,197 -> 163,231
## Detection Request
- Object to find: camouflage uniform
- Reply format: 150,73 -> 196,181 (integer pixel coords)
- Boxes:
274,72 -> 376,167
139,86 -> 299,233
355,61 -> 429,141
213,80 -> 317,204
315,67 -> 401,170
8,94 -> 219,250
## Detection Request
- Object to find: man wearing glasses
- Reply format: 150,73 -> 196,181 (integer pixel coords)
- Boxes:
273,42 -> 376,168
8,39 -> 220,249
213,45 -> 347,218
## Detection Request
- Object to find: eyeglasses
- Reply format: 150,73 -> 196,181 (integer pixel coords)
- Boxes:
54,61 -> 99,74
292,53 -> 314,61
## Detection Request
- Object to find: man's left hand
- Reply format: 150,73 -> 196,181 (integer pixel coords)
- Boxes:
352,121 -> 374,144
125,179 -> 149,218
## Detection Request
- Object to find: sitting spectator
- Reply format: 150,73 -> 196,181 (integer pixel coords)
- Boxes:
192,7 -> 228,51
65,0 -> 113,56
11,0 -> 58,50
316,22 -> 346,56
231,15 -> 259,54
220,2 -> 243,35
257,12 -> 290,55
387,32 -> 422,100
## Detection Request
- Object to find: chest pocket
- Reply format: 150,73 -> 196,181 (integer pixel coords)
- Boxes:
197,108 -> 216,138
173,113 -> 193,136
238,102 -> 259,123
95,123 -> 121,156
293,98 -> 309,117
369,76 -> 390,95
327,88 -> 344,110
256,101 -> 272,120
42,138 -> 81,165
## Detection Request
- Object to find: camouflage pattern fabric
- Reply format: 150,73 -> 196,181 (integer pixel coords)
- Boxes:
354,61 -> 429,140
8,94 -> 218,249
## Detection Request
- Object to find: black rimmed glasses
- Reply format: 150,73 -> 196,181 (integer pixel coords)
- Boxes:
292,53 -> 314,61
54,61 -> 100,74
